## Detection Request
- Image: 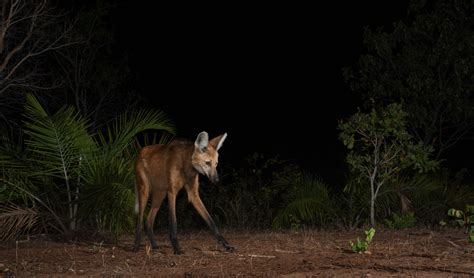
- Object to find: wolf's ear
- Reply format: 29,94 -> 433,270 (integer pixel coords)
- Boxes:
210,133 -> 227,151
195,131 -> 209,152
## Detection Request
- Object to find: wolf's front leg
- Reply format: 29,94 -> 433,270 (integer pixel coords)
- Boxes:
189,193 -> 234,251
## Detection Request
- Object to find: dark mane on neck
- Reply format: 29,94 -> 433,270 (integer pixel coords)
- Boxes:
170,138 -> 192,145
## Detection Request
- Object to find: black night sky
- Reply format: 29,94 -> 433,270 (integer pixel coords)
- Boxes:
106,1 -> 469,184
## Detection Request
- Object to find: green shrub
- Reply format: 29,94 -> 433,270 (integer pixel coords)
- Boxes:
350,227 -> 376,253
447,205 -> 474,243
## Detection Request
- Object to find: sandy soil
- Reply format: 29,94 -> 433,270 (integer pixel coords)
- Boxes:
1,228 -> 473,277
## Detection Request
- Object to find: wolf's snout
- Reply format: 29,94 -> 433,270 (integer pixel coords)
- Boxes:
209,173 -> 219,184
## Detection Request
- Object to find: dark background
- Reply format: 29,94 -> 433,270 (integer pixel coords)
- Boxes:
109,1 -> 414,182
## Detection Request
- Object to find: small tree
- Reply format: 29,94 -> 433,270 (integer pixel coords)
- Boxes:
339,103 -> 437,226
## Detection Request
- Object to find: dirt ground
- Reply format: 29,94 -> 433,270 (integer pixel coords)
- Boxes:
1,228 -> 473,277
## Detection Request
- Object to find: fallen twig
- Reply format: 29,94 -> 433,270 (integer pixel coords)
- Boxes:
248,254 -> 276,258
447,240 -> 462,250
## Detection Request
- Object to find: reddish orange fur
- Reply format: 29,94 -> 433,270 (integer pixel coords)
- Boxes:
132,132 -> 233,254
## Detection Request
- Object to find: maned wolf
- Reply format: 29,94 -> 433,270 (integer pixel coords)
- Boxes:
133,131 -> 234,254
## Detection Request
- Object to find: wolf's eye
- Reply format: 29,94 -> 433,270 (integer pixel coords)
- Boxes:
206,161 -> 212,166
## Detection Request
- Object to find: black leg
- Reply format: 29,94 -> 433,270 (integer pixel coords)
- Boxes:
145,223 -> 158,249
190,194 -> 234,251
133,217 -> 142,252
168,193 -> 182,254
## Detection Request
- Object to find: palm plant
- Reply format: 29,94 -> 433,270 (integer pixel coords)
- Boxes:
0,94 -> 175,240
23,94 -> 94,231
273,173 -> 334,229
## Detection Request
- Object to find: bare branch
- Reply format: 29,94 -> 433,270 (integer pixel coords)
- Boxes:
0,0 -> 77,101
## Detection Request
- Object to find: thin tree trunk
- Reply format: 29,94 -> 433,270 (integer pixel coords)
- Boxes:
72,155 -> 82,230
370,186 -> 376,227
65,177 -> 75,231
370,141 -> 380,227
369,166 -> 377,227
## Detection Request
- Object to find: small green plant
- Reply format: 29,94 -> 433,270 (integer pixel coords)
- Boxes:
350,227 -> 376,253
384,212 -> 416,229
447,205 -> 474,243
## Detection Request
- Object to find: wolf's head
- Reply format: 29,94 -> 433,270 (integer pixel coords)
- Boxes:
191,131 -> 227,184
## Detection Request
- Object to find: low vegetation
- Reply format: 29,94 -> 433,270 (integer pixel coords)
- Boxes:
447,206 -> 474,243
350,227 -> 376,253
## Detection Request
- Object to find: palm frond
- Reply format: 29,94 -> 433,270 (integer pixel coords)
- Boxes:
406,174 -> 445,212
273,173 -> 334,228
23,94 -> 94,179
0,127 -> 29,171
0,169 -> 36,205
22,94 -> 96,231
0,203 -> 40,242
135,131 -> 174,150
1,175 -> 68,233
97,109 -> 175,157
